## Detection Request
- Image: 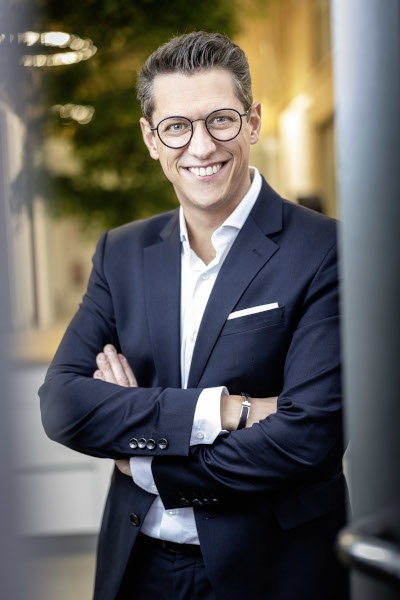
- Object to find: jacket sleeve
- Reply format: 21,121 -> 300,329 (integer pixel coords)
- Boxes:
39,230 -> 200,459
151,241 -> 345,508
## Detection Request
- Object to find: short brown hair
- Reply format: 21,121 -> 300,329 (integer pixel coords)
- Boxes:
136,31 -> 253,123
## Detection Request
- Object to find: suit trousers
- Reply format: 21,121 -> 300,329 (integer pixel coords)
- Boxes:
116,533 -> 216,600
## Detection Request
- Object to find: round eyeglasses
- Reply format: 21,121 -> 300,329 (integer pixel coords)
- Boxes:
150,107 -> 250,149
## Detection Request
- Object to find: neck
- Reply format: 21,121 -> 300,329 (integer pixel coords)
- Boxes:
180,168 -> 255,263
185,218 -> 217,264
182,198 -> 242,264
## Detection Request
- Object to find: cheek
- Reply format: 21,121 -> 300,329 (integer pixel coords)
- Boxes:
158,153 -> 179,183
232,142 -> 249,168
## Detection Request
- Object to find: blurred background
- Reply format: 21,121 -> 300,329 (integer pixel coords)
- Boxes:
0,0 -> 341,598
1,1 -> 399,599
5,0 -> 336,349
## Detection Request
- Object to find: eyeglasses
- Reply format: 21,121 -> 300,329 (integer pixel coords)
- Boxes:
150,107 -> 250,149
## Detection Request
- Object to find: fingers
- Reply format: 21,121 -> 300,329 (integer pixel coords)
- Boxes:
93,369 -> 105,381
115,459 -> 132,477
117,354 -> 138,387
94,344 -> 138,387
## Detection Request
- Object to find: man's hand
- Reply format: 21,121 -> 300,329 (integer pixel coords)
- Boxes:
247,396 -> 278,427
114,459 -> 132,477
93,344 -> 136,477
94,344 -> 138,387
220,395 -> 278,431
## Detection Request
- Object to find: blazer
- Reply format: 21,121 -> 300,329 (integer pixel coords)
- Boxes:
40,178 -> 348,600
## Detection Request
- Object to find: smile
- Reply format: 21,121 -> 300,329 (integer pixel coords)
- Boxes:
188,163 -> 223,177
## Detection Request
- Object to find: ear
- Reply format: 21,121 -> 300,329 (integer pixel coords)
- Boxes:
248,102 -> 262,146
140,117 -> 159,160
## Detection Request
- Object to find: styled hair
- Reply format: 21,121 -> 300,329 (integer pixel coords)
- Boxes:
136,31 -> 253,123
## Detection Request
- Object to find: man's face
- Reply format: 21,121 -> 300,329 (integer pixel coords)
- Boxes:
140,69 -> 261,223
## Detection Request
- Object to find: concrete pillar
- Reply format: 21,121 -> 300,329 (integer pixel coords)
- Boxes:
0,2 -> 33,598
331,1 -> 400,598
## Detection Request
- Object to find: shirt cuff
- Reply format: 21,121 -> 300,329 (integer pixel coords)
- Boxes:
190,386 -> 227,445
130,456 -> 158,495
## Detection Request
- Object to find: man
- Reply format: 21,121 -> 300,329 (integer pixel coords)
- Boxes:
40,31 -> 348,600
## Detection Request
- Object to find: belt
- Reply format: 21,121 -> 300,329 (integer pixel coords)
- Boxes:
139,533 -> 202,557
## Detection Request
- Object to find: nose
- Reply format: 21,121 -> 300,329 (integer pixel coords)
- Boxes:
187,120 -> 217,158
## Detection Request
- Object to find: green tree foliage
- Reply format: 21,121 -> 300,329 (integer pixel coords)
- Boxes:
32,0 -> 242,229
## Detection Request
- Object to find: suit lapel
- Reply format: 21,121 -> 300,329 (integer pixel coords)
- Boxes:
143,180 -> 284,390
187,180 -> 283,388
143,211 -> 182,387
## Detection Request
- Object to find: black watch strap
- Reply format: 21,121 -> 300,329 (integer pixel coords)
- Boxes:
237,392 -> 251,429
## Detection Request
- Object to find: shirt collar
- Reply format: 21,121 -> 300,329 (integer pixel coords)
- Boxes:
179,166 -> 262,245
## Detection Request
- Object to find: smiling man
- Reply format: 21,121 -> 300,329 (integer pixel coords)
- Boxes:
140,69 -> 260,265
40,32 -> 349,600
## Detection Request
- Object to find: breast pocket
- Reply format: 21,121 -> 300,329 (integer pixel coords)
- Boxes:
220,306 -> 285,336
207,306 -> 288,395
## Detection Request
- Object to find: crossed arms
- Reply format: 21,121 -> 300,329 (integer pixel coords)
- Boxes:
39,220 -> 344,504
93,343 -> 279,476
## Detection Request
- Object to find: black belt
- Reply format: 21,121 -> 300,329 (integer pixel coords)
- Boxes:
139,533 -> 202,557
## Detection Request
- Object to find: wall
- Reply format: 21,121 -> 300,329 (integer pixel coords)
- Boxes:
237,0 -> 336,215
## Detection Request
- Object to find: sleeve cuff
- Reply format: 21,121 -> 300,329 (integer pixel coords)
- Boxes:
190,386 -> 227,445
130,456 -> 158,495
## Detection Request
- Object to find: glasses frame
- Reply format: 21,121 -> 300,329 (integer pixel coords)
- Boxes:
150,107 -> 251,149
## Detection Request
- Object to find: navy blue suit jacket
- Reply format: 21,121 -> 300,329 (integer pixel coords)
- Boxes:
40,178 -> 347,599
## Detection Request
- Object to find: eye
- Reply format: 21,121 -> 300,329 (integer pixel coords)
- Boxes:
207,112 -> 236,128
211,115 -> 228,124
168,122 -> 186,132
160,118 -> 191,136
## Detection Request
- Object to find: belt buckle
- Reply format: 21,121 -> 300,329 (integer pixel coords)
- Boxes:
161,540 -> 180,555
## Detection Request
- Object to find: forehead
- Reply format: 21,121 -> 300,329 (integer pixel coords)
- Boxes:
152,68 -> 240,120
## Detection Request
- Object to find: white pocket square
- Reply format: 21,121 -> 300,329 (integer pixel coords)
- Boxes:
227,302 -> 279,320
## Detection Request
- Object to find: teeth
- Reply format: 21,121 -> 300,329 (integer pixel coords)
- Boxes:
189,163 -> 222,177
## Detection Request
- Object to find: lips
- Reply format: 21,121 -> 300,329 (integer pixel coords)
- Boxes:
187,163 -> 223,177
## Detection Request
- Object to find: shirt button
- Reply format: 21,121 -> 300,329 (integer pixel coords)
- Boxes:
150,484 -> 157,492
168,510 -> 176,516
196,432 -> 205,440
201,272 -> 209,280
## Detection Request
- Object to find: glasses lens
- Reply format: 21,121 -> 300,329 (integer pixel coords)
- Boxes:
205,109 -> 242,141
158,117 -> 192,148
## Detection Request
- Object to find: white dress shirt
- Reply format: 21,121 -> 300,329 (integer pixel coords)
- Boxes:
130,167 -> 262,544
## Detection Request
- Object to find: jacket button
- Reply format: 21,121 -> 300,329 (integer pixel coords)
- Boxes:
179,497 -> 190,507
146,439 -> 156,450
158,438 -> 169,450
192,499 -> 203,507
138,438 -> 147,449
129,438 -> 138,449
130,513 -> 140,526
